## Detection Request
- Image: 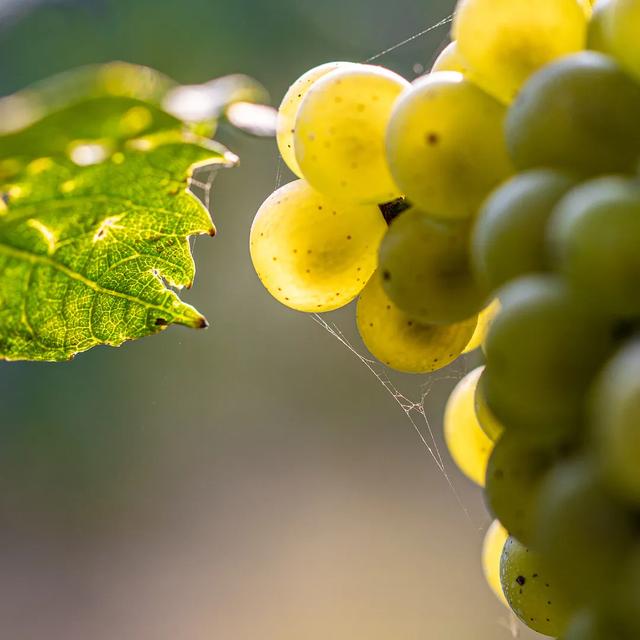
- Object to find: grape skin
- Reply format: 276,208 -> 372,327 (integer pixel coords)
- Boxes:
481,520 -> 509,607
276,62 -> 354,178
430,41 -> 472,75
485,430 -> 561,546
453,0 -> 587,103
444,366 -> 495,486
250,179 -> 387,312
549,176 -> 640,318
587,0 -> 616,53
590,339 -> 640,506
386,71 -> 513,220
294,64 -> 409,204
483,275 -> 613,439
378,208 -> 487,325
474,368 -> 505,442
609,0 -> 640,81
356,272 -> 477,374
506,52 -> 640,177
500,536 -> 574,636
472,170 -> 577,292
463,298 -> 500,354
534,458 -> 635,606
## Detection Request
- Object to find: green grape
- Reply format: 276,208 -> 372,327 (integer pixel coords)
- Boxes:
356,271 -> 477,374
610,0 -> 640,81
276,62 -> 355,178
472,170 -> 578,292
386,72 -> 513,220
506,52 -> 640,177
483,275 -> 613,439
453,0 -> 587,104
612,545 -> 640,636
500,536 -> 574,636
534,458 -> 635,605
591,339 -> 640,505
549,176 -> 640,318
250,179 -> 386,312
587,0 -> 616,53
430,41 -> 472,74
444,366 -> 495,486
485,430 -> 561,545
294,64 -> 409,204
481,520 -> 509,607
463,298 -> 500,354
562,610 -> 633,640
474,368 -> 505,442
378,208 -> 487,324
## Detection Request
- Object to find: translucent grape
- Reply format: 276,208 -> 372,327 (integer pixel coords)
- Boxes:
356,271 -> 477,374
472,170 -> 578,292
481,520 -> 509,607
453,0 -> 587,103
463,299 -> 500,354
276,62 -> 354,177
386,72 -> 513,220
430,42 -> 472,74
591,339 -> 640,505
444,366 -> 494,486
549,176 -> 640,318
534,458 -> 635,605
506,52 -> 640,176
250,179 -> 386,312
587,0 -> 616,53
500,536 -> 574,636
474,368 -> 505,442
485,430 -> 561,545
378,208 -> 487,324
483,276 -> 613,439
294,64 -> 409,204
610,0 -> 640,81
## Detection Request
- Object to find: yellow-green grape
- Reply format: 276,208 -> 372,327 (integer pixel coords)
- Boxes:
250,179 -> 386,312
501,537 -> 574,636
379,208 -> 487,324
276,62 -> 354,177
430,41 -> 472,74
562,610 -> 634,640
534,458 -> 635,605
591,339 -> 640,506
463,299 -> 500,354
294,65 -> 409,204
444,366 -> 495,486
481,520 -> 509,607
386,72 -> 513,220
587,0 -> 616,53
356,272 -> 477,374
474,368 -> 505,442
506,52 -> 640,177
486,430 -> 561,546
610,0 -> 640,81
453,0 -> 588,104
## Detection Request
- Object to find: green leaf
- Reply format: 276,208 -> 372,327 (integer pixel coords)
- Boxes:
0,61 -> 272,361
0,138 -> 233,362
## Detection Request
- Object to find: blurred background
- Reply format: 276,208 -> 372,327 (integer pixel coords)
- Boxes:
0,1 -> 536,638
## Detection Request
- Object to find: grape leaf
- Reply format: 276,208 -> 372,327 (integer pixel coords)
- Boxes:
0,137 -> 233,361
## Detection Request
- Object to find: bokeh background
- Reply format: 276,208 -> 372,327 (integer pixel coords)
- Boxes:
0,1 -> 537,638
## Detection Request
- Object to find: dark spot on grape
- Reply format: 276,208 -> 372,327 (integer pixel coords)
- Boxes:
407,321 -> 413,327
516,576 -> 526,586
155,318 -> 168,326
382,270 -> 391,281
426,132 -> 440,145
347,235 -> 352,240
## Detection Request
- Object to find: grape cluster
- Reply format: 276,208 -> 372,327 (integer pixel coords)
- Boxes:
250,0 -> 640,636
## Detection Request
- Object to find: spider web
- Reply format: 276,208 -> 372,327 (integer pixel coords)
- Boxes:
193,14 -> 522,636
